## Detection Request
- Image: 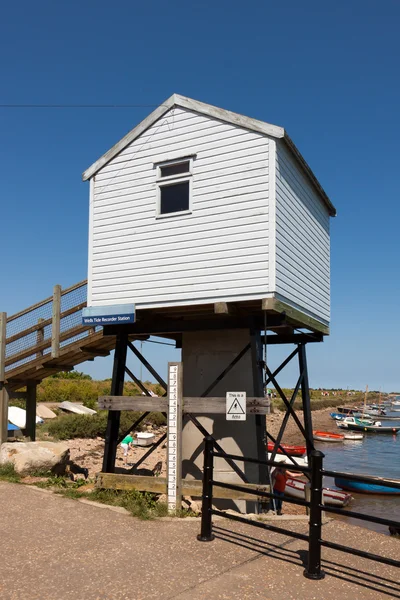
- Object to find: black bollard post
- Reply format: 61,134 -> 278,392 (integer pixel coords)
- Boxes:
304,450 -> 325,580
197,436 -> 215,542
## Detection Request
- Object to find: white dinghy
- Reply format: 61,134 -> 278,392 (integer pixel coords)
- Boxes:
8,406 -> 43,429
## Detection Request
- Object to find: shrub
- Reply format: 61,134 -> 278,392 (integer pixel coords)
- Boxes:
90,488 -> 168,519
37,378 -> 163,409
42,410 -> 166,440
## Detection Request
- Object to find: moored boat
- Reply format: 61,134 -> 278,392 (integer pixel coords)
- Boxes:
337,407 -> 359,415
266,442 -> 306,457
343,432 -> 364,440
267,453 -> 308,468
337,416 -> 400,434
313,430 -> 344,442
285,478 -> 353,507
330,412 -> 345,420
334,475 -> 400,495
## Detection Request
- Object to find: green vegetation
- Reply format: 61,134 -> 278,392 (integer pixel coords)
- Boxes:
0,465 -> 171,519
49,370 -> 93,380
36,376 -> 164,410
0,463 -> 21,483
39,410 -> 166,440
84,488 -> 169,519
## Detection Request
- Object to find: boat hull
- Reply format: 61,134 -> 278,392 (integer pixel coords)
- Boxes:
334,477 -> 400,495
285,478 -> 352,507
266,442 -> 306,457
268,453 -> 308,468
313,430 -> 344,442
342,423 -> 399,434
343,433 -> 364,440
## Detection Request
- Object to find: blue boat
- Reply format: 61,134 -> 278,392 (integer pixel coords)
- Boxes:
330,412 -> 344,420
335,476 -> 400,495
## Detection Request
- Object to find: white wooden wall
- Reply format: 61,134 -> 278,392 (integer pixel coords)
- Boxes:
89,107 -> 271,307
274,140 -> 330,324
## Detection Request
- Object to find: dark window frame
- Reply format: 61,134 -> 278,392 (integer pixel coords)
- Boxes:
156,157 -> 193,217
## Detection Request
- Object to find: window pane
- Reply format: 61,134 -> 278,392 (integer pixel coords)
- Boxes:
160,161 -> 190,178
160,181 -> 189,214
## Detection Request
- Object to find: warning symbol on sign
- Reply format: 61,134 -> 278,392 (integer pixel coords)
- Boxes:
226,392 -> 246,421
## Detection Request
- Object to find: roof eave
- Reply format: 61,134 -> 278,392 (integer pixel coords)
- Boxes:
282,133 -> 337,217
82,94 -> 176,181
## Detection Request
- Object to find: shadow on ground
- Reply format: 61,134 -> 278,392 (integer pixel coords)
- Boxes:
213,525 -> 400,599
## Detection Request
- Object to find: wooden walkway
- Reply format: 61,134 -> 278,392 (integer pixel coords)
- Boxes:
0,280 -> 116,391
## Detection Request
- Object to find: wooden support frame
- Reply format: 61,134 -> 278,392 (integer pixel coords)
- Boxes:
102,331 -> 128,473
98,396 -> 270,414
262,297 -> 329,335
51,284 -> 61,358
96,473 -> 270,501
36,318 -> 45,361
25,382 -> 37,441
0,385 -> 8,445
0,312 -> 6,384
96,323 -> 318,507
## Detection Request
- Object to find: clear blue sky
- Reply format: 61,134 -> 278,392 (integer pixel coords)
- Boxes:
1,1 -> 399,391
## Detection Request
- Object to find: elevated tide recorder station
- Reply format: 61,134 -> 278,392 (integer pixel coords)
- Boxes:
83,94 -> 336,511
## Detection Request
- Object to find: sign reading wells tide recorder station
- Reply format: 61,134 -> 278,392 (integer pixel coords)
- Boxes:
82,304 -> 135,326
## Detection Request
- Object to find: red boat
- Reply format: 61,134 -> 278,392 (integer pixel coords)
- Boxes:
267,442 -> 306,457
313,430 -> 344,442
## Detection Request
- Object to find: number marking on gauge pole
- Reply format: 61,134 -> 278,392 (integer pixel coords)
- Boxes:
167,362 -> 182,512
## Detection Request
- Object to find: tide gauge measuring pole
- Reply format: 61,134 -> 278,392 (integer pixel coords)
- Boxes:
167,362 -> 183,512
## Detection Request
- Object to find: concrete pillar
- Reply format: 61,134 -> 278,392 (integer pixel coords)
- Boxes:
181,329 -> 266,512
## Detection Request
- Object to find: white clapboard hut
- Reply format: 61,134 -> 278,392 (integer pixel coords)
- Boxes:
83,94 -> 336,332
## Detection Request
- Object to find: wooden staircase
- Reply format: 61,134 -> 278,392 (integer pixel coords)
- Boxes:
0,280 -> 117,392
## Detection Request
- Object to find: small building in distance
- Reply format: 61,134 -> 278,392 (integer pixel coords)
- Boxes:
83,94 -> 336,332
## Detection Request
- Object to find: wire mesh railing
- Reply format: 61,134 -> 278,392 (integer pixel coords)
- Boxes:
2,280 -> 90,375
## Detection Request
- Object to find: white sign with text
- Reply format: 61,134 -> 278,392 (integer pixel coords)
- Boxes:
226,392 -> 246,421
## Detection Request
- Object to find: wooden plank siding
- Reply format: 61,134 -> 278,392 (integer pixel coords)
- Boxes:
274,140 -> 330,325
89,107 -> 271,308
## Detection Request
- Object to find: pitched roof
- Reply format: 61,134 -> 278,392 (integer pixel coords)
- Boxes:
82,93 -> 336,216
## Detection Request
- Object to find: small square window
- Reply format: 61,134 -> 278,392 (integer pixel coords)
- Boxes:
156,157 -> 193,216
160,181 -> 190,214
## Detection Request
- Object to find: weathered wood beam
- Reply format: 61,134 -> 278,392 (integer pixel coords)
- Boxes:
80,348 -> 110,357
9,391 -> 27,400
5,330 -> 108,383
214,302 -> 229,315
25,382 -> 37,441
0,312 -> 6,383
98,396 -> 270,414
0,385 -> 9,444
103,314 -> 285,336
262,298 -> 329,335
99,396 -> 168,412
262,333 -> 323,345
95,473 -> 270,501
51,284 -> 61,359
36,365 -> 74,372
